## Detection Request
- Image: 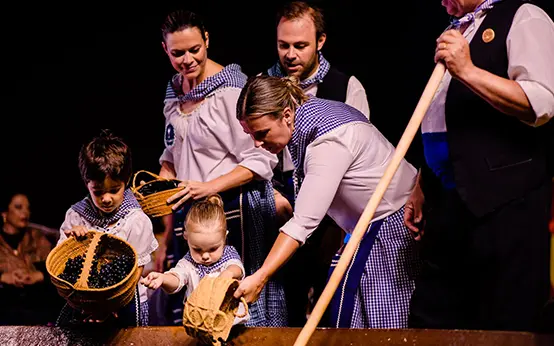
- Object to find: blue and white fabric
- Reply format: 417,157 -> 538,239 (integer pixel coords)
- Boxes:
449,0 -> 504,29
165,64 -> 247,103
328,207 -> 419,328
288,97 -> 368,197
183,245 -> 242,279
71,189 -> 141,229
267,51 -> 331,89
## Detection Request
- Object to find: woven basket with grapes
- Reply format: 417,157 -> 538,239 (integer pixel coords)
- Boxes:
46,230 -> 140,315
130,170 -> 184,218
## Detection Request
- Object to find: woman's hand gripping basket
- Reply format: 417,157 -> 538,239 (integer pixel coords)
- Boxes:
183,276 -> 249,346
130,170 -> 184,217
46,230 -> 140,316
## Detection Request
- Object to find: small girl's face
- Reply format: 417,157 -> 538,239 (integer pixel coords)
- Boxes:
185,224 -> 225,266
86,177 -> 126,214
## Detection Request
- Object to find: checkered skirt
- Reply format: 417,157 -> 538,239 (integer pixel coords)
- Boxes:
330,207 -> 420,328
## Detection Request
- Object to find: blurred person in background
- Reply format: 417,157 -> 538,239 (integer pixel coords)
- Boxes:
0,191 -> 63,325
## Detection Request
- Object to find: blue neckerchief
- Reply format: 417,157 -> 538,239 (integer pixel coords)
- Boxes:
267,51 -> 331,89
71,189 -> 141,229
183,245 -> 241,279
164,64 -> 247,103
449,0 -> 504,29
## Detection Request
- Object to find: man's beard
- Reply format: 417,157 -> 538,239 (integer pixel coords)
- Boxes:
298,53 -> 319,81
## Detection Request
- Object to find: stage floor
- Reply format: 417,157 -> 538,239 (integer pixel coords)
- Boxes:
0,326 -> 553,345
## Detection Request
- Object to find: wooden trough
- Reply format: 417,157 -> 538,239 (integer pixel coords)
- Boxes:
0,326 -> 552,346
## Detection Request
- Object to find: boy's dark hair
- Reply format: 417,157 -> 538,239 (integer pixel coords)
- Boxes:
78,129 -> 132,185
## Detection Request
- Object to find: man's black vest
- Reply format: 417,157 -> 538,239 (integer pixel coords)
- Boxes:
428,0 -> 551,216
315,66 -> 350,102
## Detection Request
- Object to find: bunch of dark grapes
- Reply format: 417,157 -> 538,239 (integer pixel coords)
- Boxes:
86,234 -> 135,288
58,255 -> 85,284
139,179 -> 179,195
96,254 -> 134,288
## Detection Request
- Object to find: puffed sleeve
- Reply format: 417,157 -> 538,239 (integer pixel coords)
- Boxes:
125,210 -> 159,267
165,257 -> 197,294
159,81 -> 179,165
212,88 -> 278,181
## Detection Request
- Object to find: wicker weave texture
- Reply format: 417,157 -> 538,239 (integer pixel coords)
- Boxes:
130,170 -> 184,217
183,276 -> 248,345
46,230 -> 140,315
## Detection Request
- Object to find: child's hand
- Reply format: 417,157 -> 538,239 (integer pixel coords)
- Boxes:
64,225 -> 88,238
140,272 -> 164,290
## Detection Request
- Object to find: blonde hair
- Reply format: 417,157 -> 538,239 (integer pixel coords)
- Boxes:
236,75 -> 308,121
184,194 -> 226,234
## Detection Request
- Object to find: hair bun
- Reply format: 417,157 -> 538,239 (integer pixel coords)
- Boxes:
283,75 -> 300,87
205,194 -> 224,207
99,128 -> 115,139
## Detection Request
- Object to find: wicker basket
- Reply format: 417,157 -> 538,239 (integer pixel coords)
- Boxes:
46,230 -> 140,315
183,276 -> 248,345
130,170 -> 184,217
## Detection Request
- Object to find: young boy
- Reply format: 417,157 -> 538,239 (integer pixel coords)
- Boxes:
57,130 -> 158,326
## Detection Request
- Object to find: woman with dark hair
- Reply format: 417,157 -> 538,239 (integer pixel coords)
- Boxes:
0,192 -> 62,325
153,9 -> 287,327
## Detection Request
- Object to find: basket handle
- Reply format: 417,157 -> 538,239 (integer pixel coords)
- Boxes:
234,297 -> 249,318
75,231 -> 103,289
131,170 -> 166,190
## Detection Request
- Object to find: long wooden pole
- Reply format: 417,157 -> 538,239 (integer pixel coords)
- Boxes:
293,63 -> 447,346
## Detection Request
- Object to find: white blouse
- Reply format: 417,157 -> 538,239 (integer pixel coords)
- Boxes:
159,87 -> 278,182
165,257 -> 245,297
281,122 -> 417,245
165,256 -> 248,325
59,208 -> 158,303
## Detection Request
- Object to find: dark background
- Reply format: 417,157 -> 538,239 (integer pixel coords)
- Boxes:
3,0 -> 553,228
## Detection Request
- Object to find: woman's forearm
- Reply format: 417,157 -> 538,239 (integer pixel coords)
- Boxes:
210,165 -> 255,193
257,232 -> 300,282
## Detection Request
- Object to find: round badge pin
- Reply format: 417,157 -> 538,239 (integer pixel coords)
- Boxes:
482,28 -> 495,43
